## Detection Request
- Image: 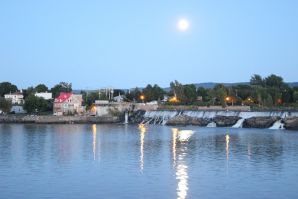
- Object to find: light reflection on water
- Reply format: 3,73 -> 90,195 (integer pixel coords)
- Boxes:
92,124 -> 97,160
138,124 -> 146,172
172,128 -> 190,199
1,124 -> 298,199
226,134 -> 230,161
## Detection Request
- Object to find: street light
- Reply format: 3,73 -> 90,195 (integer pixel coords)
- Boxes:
140,95 -> 145,103
169,96 -> 178,103
225,96 -> 233,106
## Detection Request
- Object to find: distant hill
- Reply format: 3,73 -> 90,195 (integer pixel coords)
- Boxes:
288,82 -> 298,87
75,82 -> 298,93
193,82 -> 249,89
163,82 -> 298,92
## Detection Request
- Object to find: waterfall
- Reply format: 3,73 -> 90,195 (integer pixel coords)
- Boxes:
140,110 -> 298,129
207,122 -> 217,128
124,112 -> 128,124
232,118 -> 245,128
183,111 -> 204,118
269,120 -> 284,130
142,111 -> 178,125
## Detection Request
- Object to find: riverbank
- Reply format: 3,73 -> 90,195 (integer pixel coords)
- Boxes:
0,115 -> 122,124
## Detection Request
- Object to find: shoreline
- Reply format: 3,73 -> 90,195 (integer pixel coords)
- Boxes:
1,110 -> 298,131
0,115 -> 122,124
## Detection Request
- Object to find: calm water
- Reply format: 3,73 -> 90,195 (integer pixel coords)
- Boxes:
0,124 -> 298,199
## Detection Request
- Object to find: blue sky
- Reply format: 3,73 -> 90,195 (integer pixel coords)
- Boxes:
0,0 -> 297,89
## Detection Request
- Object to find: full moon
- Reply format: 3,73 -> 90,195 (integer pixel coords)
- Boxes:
177,19 -> 189,31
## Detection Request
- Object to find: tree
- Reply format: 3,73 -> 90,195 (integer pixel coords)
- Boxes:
267,87 -> 282,105
293,91 -> 298,103
197,87 -> 208,101
183,84 -> 197,104
263,94 -> 273,107
207,89 -> 217,105
0,97 -> 12,113
51,82 -> 72,98
264,74 -> 285,88
24,95 -> 48,113
35,84 -> 48,93
142,84 -> 165,102
0,82 -> 18,97
250,74 -> 264,86
86,92 -> 99,106
207,84 -> 227,106
232,85 -> 253,101
170,80 -> 185,103
125,88 -> 141,102
252,86 -> 266,106
23,86 -> 34,98
281,87 -> 293,104
152,84 -> 165,101
214,84 -> 227,107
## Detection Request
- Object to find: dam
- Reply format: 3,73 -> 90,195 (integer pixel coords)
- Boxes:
136,110 -> 298,130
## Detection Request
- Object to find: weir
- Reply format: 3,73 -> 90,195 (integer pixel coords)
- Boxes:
140,110 -> 298,129
269,120 -> 284,130
232,118 -> 245,128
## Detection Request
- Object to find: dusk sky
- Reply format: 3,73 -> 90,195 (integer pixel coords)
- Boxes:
0,0 -> 297,89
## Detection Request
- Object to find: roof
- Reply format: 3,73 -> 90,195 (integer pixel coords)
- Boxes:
54,92 -> 72,103
5,92 -> 23,96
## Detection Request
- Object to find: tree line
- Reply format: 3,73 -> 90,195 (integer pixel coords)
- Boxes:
0,82 -> 72,113
122,74 -> 298,108
1,74 -> 298,114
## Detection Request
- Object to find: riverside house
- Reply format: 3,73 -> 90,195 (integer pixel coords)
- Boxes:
53,92 -> 84,115
4,92 -> 24,104
35,92 -> 53,100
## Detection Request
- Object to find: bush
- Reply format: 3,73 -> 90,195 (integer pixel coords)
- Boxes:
0,97 -> 12,113
24,95 -> 48,113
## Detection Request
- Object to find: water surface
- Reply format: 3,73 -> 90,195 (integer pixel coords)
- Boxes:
0,124 -> 298,199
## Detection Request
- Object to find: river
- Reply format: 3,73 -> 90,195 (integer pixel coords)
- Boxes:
0,124 -> 298,199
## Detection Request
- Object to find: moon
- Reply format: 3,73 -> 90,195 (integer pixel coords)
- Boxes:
177,19 -> 189,31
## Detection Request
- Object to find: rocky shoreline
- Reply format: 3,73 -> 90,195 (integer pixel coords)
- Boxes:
283,117 -> 298,130
165,115 -> 298,130
0,115 -> 122,124
128,110 -> 298,130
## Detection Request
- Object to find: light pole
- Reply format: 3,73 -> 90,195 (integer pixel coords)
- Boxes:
140,95 -> 145,103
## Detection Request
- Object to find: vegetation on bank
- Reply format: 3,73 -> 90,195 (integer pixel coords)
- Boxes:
1,74 -> 298,114
124,74 -> 298,108
0,82 -> 72,114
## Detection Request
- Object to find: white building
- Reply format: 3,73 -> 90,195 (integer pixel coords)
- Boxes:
35,92 -> 52,100
94,100 -> 130,116
113,95 -> 124,102
4,92 -> 24,104
11,105 -> 26,114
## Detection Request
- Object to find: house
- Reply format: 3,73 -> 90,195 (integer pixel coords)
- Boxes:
35,92 -> 52,100
4,92 -> 24,104
162,95 -> 169,102
113,95 -> 124,102
53,92 -> 84,115
93,100 -> 131,116
197,96 -> 203,102
10,105 -> 26,114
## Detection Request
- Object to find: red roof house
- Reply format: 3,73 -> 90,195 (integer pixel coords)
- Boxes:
53,92 -> 84,115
